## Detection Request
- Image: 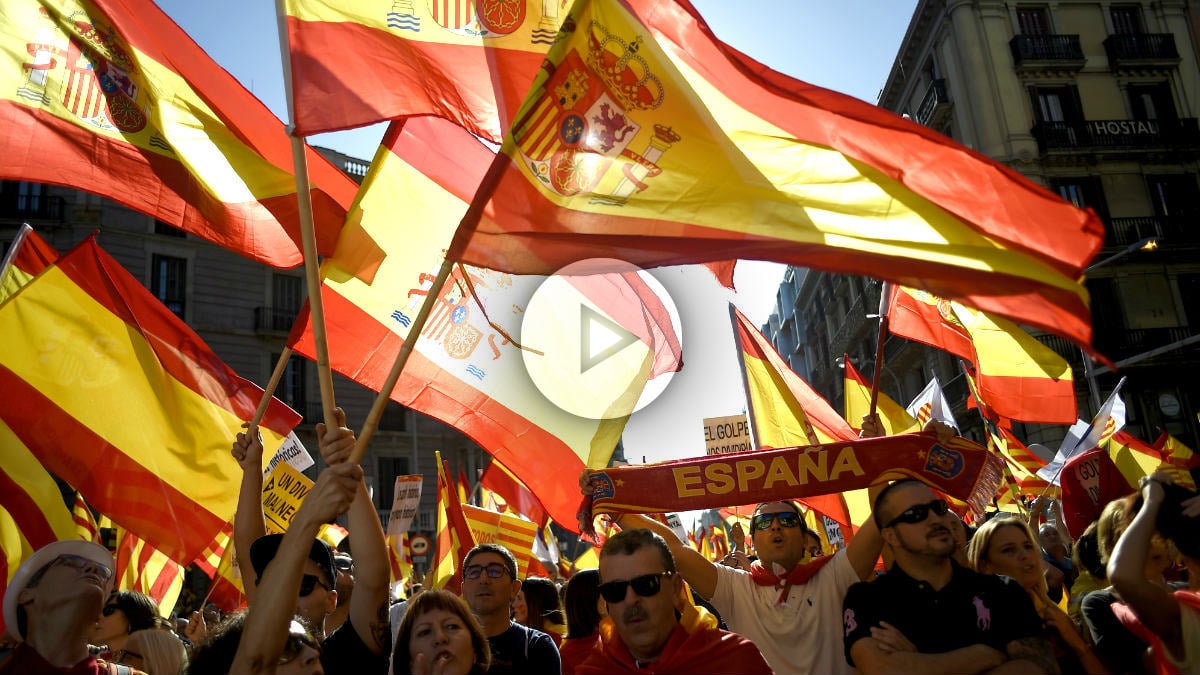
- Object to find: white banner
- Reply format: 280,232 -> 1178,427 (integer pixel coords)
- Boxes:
264,431 -> 315,476
387,475 -> 423,537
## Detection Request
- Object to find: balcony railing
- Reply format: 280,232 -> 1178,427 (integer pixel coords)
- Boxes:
1108,215 -> 1200,247
915,78 -> 952,128
254,306 -> 299,334
0,194 -> 65,222
1034,334 -> 1085,369
1094,326 -> 1191,362
1103,33 -> 1180,68
1010,34 -> 1086,71
1032,118 -> 1200,152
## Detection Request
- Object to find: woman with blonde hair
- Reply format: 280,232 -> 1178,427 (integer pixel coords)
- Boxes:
968,515 -> 1110,675
115,628 -> 188,674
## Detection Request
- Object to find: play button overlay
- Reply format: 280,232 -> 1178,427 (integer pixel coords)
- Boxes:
581,305 -> 640,374
522,258 -> 682,420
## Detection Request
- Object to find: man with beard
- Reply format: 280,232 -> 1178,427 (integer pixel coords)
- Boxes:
460,543 -> 560,675
842,480 -> 1056,674
576,529 -> 772,675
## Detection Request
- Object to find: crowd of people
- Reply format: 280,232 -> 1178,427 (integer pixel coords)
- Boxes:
2,414 -> 1197,674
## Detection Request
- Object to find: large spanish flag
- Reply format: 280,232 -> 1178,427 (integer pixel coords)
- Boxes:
0,0 -> 358,267
889,285 -> 1076,424
282,0 -> 567,142
288,116 -> 676,531
0,236 -> 302,563
450,0 -> 1104,349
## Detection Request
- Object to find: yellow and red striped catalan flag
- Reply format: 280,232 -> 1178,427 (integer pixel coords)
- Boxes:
451,0 -> 1103,351
0,0 -> 358,267
114,526 -> 184,618
71,492 -> 100,544
433,452 -> 475,591
281,0 -> 566,142
0,236 -> 301,564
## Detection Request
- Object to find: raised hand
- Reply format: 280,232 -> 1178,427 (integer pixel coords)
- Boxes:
231,422 -> 264,472
315,406 -> 356,465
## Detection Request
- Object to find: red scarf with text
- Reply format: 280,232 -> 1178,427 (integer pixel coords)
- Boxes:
579,434 -> 1002,536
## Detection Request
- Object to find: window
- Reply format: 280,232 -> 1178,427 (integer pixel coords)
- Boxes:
150,254 -> 187,319
1030,86 -> 1083,123
1127,82 -> 1176,122
1049,177 -> 1108,220
1017,7 -> 1050,35
272,274 -> 303,314
1147,174 -> 1200,217
376,457 -> 412,511
271,353 -> 307,414
1110,6 -> 1143,35
1180,274 -> 1200,329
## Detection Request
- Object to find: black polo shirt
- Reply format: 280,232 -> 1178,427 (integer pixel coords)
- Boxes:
842,560 -> 1042,667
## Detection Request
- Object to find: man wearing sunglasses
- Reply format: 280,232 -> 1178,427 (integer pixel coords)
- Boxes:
0,539 -> 120,674
460,543 -> 561,675
842,480 -> 1055,674
576,528 -> 772,675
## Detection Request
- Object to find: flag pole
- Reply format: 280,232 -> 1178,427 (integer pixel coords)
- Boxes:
348,143 -> 511,464
251,348 -> 292,427
274,0 -> 337,429
867,282 -> 894,421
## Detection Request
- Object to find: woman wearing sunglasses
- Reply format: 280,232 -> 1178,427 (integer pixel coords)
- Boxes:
90,589 -> 161,660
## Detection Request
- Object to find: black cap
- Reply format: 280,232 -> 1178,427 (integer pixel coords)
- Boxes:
249,534 -> 336,591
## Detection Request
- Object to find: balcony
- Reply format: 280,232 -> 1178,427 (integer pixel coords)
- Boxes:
1010,34 -> 1086,73
0,194 -> 65,223
1034,334 -> 1086,369
1094,326 -> 1191,363
254,306 -> 299,335
1103,33 -> 1180,70
1032,118 -> 1200,153
1108,215 -> 1200,247
915,79 -> 952,129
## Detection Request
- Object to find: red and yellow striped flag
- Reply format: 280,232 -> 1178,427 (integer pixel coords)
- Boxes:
433,452 -> 475,590
0,224 -> 57,304
843,357 -> 920,436
450,0 -> 1103,350
71,492 -> 100,544
1106,430 -> 1196,491
480,460 -> 548,527
0,0 -> 358,267
0,418 -> 77,636
281,0 -> 566,142
497,513 -> 539,578
0,236 -> 301,564
114,526 -> 184,618
888,286 -> 1076,424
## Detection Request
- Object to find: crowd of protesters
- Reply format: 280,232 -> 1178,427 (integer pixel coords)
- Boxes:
2,411 -> 1197,675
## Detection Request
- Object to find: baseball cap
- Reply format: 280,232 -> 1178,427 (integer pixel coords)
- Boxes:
3,540 -> 115,640
249,534 -> 336,591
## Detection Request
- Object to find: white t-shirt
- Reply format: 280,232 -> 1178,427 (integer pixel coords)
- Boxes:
1165,599 -> 1200,675
710,548 -> 860,675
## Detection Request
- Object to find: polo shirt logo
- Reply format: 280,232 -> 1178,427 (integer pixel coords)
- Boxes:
972,595 -> 991,631
843,608 -> 857,636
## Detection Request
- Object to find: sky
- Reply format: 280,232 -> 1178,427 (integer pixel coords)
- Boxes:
154,1 -> 920,466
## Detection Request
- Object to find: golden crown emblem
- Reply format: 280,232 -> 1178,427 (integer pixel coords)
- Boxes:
585,20 -> 664,112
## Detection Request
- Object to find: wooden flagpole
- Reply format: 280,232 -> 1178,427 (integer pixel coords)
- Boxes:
867,282 -> 894,421
250,348 -> 292,427
275,0 -> 336,428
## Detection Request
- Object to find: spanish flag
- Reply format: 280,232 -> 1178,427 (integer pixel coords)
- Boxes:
287,117 -> 672,531
0,0 -> 358,267
0,236 -> 302,564
888,285 -> 1076,424
0,224 -> 57,304
1106,430 -> 1196,491
433,452 -> 475,591
842,356 -> 920,436
480,459 -> 549,527
451,0 -> 1103,350
281,0 -> 566,142
0,418 -> 77,636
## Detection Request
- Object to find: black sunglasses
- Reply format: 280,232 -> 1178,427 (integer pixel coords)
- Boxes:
278,621 -> 320,665
751,511 -> 802,531
464,563 -> 511,580
298,574 -> 330,597
885,499 -> 950,528
334,557 -> 354,573
597,572 -> 674,603
102,603 -> 121,617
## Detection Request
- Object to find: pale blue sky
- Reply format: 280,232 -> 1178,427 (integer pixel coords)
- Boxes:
157,1 -> 920,163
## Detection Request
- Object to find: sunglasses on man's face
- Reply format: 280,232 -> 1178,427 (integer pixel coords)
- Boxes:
298,574 -> 330,597
751,511 -> 802,531
884,499 -> 950,528
279,620 -> 320,665
597,572 -> 674,604
54,553 -> 113,582
463,563 -> 511,580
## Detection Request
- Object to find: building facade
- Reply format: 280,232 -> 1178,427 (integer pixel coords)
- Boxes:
0,145 -> 489,579
770,0 -> 1200,450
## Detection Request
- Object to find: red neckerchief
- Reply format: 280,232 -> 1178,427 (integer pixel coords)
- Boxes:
748,556 -> 835,605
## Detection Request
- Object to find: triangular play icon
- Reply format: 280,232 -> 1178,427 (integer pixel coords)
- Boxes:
580,304 -> 639,374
